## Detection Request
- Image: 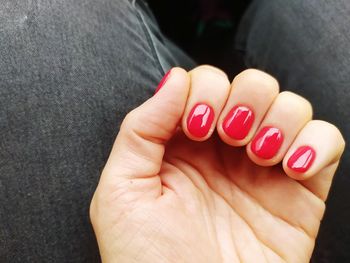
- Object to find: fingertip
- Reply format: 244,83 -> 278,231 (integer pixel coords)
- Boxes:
154,67 -> 190,95
233,69 -> 280,97
282,120 -> 345,181
190,64 -> 229,80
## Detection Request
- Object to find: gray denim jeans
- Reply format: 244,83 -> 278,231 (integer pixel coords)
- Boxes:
0,0 -> 349,262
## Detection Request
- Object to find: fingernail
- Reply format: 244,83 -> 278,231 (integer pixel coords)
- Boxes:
251,126 -> 283,159
287,146 -> 316,173
222,105 -> 254,140
155,69 -> 171,94
187,103 -> 214,138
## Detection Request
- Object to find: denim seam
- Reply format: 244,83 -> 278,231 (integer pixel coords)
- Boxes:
130,0 -> 165,76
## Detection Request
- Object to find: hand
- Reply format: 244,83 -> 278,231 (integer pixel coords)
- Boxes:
90,67 -> 345,263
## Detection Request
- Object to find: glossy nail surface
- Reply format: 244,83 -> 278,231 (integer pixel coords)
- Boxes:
155,70 -> 171,94
251,127 -> 283,159
222,105 -> 254,140
287,146 -> 316,173
187,103 -> 214,138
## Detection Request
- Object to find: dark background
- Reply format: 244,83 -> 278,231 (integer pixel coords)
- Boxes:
147,0 -> 350,262
148,0 -> 250,76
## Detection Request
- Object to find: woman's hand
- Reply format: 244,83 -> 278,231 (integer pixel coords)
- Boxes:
90,67 -> 345,263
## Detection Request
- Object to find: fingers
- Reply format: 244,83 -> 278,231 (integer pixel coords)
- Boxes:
102,67 -> 190,181
213,68 -> 344,201
99,64 -> 345,202
184,67 -> 344,201
182,65 -> 231,141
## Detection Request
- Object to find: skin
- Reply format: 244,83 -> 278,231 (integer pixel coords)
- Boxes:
90,67 -> 345,263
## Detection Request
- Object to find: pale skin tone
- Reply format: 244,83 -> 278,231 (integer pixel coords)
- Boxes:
90,67 -> 345,263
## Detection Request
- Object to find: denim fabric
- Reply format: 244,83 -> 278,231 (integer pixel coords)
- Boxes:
0,0 -> 193,262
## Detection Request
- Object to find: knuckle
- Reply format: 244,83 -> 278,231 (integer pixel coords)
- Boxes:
234,69 -> 279,96
278,91 -> 313,118
312,120 -> 346,151
89,193 -> 98,224
171,67 -> 188,76
191,65 -> 230,90
326,122 -> 346,150
121,109 -> 139,130
192,65 -> 228,78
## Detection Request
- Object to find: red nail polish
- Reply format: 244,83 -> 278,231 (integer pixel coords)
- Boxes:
287,146 -> 316,173
187,103 -> 215,138
155,70 -> 171,94
222,105 -> 254,140
251,126 -> 283,159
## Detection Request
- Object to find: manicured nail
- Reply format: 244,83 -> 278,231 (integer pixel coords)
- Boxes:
155,69 -> 171,94
187,103 -> 214,138
251,126 -> 283,159
222,105 -> 254,140
287,146 -> 316,173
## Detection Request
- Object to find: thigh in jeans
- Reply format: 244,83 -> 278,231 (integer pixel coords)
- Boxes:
236,0 -> 350,261
0,0 -> 193,261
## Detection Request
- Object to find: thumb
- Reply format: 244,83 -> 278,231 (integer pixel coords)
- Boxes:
101,67 -> 190,186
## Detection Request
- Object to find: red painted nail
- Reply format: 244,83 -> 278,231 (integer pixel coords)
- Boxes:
187,103 -> 215,138
155,69 -> 171,94
251,126 -> 283,159
222,105 -> 254,140
287,146 -> 316,173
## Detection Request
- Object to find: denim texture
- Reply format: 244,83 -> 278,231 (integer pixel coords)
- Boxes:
0,0 -> 193,262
